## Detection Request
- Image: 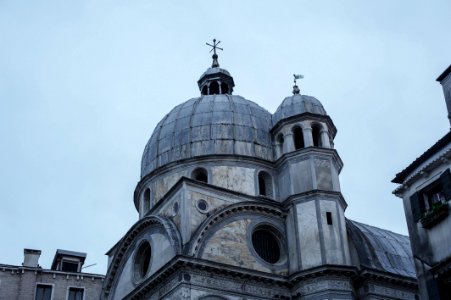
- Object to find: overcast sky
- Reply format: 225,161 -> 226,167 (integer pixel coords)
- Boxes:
1,0 -> 450,275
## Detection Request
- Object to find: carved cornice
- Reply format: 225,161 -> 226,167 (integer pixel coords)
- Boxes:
282,190 -> 348,210
289,265 -> 357,284
122,256 -> 418,299
357,268 -> 418,288
270,112 -> 337,139
124,256 -> 289,299
275,147 -> 343,171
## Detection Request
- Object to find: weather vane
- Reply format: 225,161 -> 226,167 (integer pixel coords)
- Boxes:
292,74 -> 304,94
293,74 -> 304,85
206,39 -> 223,67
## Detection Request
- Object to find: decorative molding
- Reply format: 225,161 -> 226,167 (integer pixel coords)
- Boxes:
102,216 -> 182,299
187,201 -> 285,257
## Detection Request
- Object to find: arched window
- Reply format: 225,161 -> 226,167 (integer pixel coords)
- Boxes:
220,82 -> 229,94
142,188 -> 150,214
192,167 -> 208,183
277,133 -> 284,154
201,85 -> 208,95
312,124 -> 322,147
292,126 -> 304,150
258,171 -> 273,197
209,81 -> 219,95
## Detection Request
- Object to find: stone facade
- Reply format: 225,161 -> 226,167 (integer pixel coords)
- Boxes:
102,54 -> 419,299
393,65 -> 451,300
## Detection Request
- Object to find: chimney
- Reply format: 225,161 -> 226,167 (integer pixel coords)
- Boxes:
23,248 -> 41,268
436,65 -> 451,128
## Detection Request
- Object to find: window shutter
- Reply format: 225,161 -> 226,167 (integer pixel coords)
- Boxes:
410,193 -> 422,222
440,169 -> 451,200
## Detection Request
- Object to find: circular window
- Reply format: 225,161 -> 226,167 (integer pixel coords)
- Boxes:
252,226 -> 281,264
134,241 -> 152,280
197,199 -> 208,213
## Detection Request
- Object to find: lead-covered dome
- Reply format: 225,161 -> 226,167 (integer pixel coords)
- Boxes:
141,95 -> 273,178
272,94 -> 327,126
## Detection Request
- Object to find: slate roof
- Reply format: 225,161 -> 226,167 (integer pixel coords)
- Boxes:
141,94 -> 274,177
347,219 -> 416,278
272,94 -> 327,126
392,130 -> 451,184
198,67 -> 232,78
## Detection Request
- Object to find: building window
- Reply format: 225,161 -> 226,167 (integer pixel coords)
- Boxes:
410,169 -> 451,227
209,81 -> 219,94
292,126 -> 304,150
35,284 -> 52,300
312,124 -> 322,147
221,82 -> 229,94
68,287 -> 84,300
196,199 -> 209,213
134,240 -> 152,281
142,188 -> 151,213
326,212 -> 333,225
251,225 -> 281,264
192,167 -> 208,183
277,133 -> 284,154
258,171 -> 273,197
61,260 -> 79,272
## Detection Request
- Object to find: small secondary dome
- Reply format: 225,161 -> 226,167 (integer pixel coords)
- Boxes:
272,94 -> 327,125
272,75 -> 327,125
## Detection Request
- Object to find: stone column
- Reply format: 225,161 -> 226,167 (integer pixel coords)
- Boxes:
320,129 -> 331,148
303,127 -> 313,147
275,141 -> 282,158
284,133 -> 295,153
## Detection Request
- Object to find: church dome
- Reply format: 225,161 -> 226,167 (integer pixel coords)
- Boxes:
272,94 -> 327,126
141,94 -> 273,178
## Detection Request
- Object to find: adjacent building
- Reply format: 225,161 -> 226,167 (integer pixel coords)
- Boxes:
102,47 -> 419,299
393,65 -> 451,300
0,248 -> 104,300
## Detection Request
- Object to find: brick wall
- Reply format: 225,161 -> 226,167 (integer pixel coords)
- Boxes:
0,265 -> 104,300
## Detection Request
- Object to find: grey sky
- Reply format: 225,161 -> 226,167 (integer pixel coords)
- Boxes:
1,0 -> 450,274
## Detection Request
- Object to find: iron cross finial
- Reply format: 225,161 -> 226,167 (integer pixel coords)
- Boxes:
206,39 -> 223,56
206,39 -> 223,68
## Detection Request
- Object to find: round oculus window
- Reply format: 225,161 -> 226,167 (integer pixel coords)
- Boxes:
197,199 -> 208,212
134,241 -> 152,280
252,227 -> 281,264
